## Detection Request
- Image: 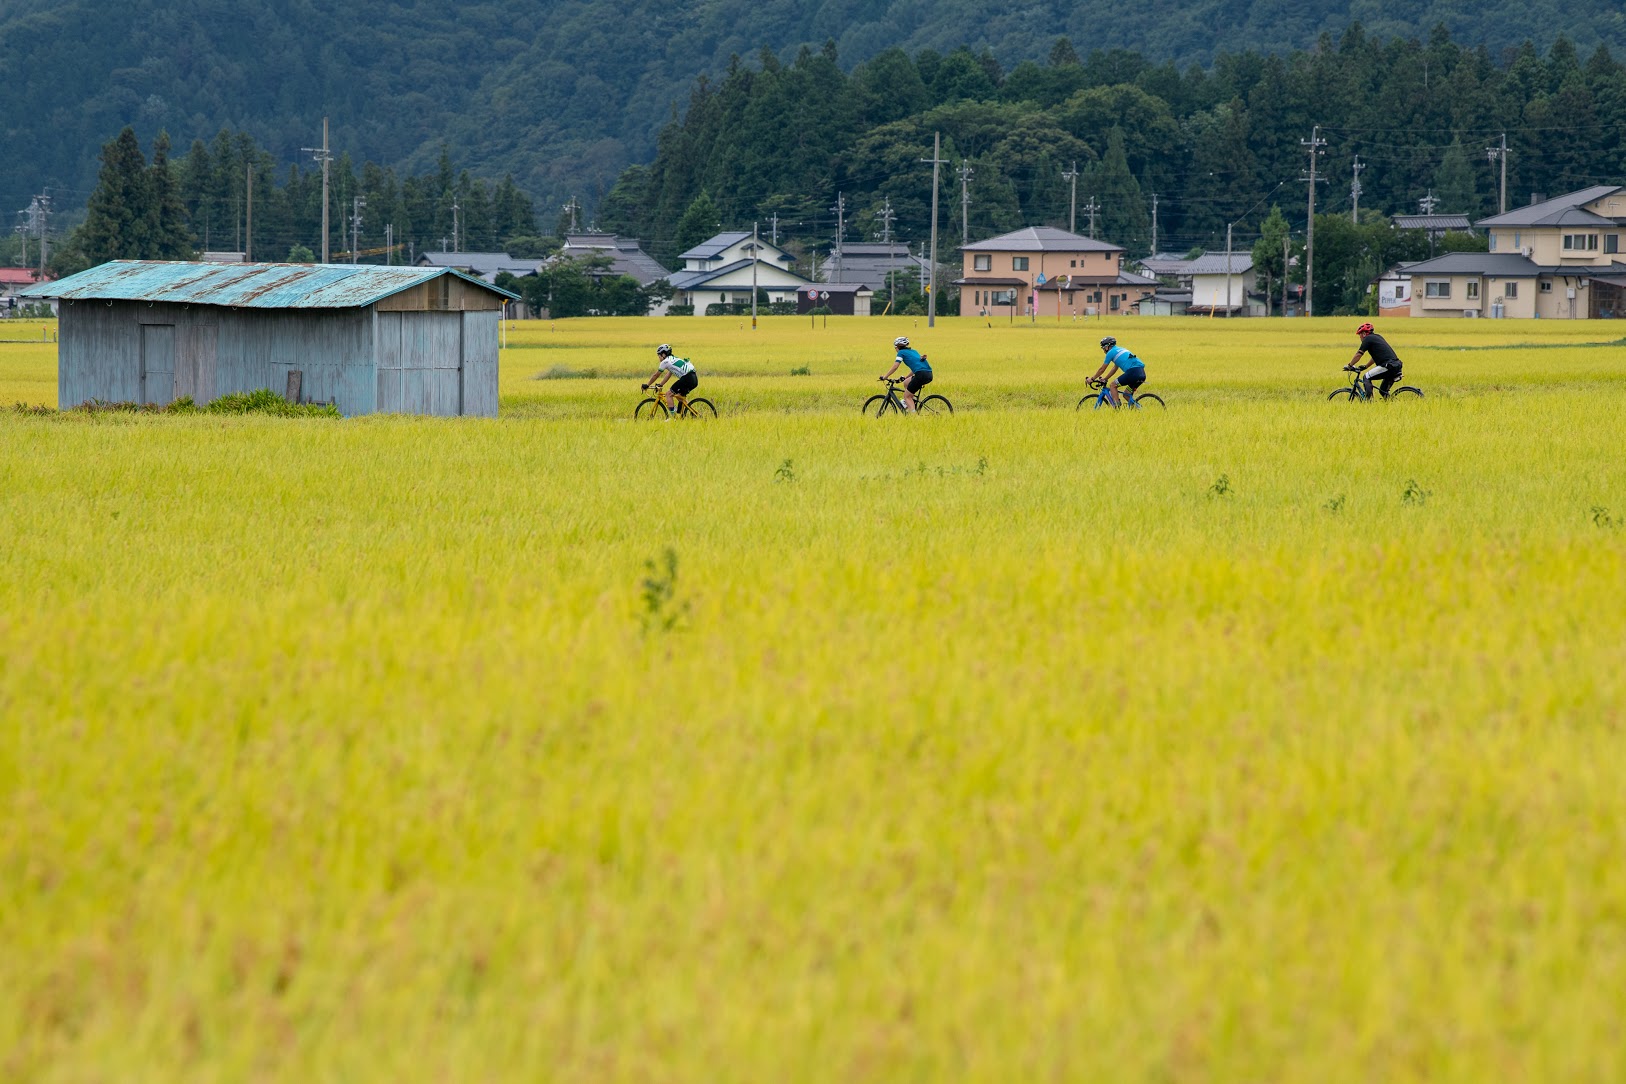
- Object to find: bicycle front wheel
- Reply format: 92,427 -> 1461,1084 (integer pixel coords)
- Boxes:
916,394 -> 953,415
1132,393 -> 1165,409
685,397 -> 717,417
1392,386 -> 1423,399
1327,388 -> 1356,402
862,394 -> 890,417
635,397 -> 666,419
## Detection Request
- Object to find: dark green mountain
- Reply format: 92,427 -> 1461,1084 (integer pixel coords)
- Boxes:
3,0 -> 1624,222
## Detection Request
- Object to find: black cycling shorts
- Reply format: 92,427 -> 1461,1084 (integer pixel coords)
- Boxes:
905,369 -> 933,393
1117,367 -> 1146,390
670,370 -> 699,397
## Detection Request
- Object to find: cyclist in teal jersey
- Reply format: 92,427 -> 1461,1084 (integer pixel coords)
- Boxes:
643,344 -> 699,416
879,335 -> 932,413
1090,336 -> 1148,406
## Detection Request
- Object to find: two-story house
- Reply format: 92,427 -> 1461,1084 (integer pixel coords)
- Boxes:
955,226 -> 1157,318
667,232 -> 810,314
1400,186 -> 1626,319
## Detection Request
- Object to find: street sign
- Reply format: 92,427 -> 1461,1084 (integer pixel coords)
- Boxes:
1036,273 -> 1047,285
819,291 -> 829,300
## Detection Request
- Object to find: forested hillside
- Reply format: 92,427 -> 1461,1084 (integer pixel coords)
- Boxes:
3,0 -> 1625,224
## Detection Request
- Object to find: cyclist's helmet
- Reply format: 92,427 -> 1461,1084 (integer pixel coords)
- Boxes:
1356,322 -> 1374,337
893,336 -> 910,349
1100,336 -> 1116,350
656,343 -> 672,356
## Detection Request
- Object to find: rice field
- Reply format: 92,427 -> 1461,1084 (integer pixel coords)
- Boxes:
3,314 -> 1625,1082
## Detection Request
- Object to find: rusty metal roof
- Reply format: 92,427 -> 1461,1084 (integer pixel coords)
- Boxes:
19,260 -> 519,307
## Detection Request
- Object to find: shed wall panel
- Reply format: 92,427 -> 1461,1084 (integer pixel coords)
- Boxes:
461,311 -> 499,417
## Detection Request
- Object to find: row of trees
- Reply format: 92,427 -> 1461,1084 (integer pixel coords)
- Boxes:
50,128 -> 540,275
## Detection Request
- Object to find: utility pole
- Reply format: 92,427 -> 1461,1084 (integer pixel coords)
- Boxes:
1486,133 -> 1508,215
1083,196 -> 1099,240
1302,124 -> 1327,316
32,195 -> 50,274
1419,191 -> 1441,256
385,223 -> 393,265
350,196 -> 365,263
562,196 -> 581,235
1283,235 -> 1291,317
921,131 -> 945,328
957,160 -> 974,247
1150,193 -> 1159,254
1351,155 -> 1364,224
831,192 -> 846,283
301,118 -> 333,263
1225,222 -> 1234,317
1062,161 -> 1080,233
770,211 -> 779,246
245,166 -> 253,261
878,197 -> 895,244
751,220 -> 759,329
451,201 -> 462,254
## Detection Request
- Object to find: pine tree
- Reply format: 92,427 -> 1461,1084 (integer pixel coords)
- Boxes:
146,131 -> 194,260
1083,127 -> 1150,252
1434,137 -> 1485,218
79,127 -> 150,263
672,190 -> 721,259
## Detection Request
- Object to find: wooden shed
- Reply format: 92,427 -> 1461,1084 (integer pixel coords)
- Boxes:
22,261 -> 518,416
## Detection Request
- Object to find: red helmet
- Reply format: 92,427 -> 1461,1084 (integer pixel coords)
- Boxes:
1356,322 -> 1374,337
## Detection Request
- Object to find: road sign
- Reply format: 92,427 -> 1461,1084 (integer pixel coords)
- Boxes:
1036,273 -> 1047,285
819,291 -> 829,300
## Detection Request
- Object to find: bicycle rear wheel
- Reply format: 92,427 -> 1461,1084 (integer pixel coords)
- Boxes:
634,397 -> 666,419
862,394 -> 891,417
1391,386 -> 1423,399
916,394 -> 953,415
684,397 -> 717,417
1327,388 -> 1356,401
1131,393 -> 1164,409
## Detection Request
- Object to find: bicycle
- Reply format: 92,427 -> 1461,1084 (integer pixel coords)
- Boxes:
1077,377 -> 1164,411
1327,364 -> 1423,402
862,376 -> 953,416
635,383 -> 717,419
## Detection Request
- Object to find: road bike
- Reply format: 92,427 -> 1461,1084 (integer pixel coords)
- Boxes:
862,376 -> 953,416
1328,364 -> 1423,401
635,383 -> 717,419
1077,377 -> 1164,410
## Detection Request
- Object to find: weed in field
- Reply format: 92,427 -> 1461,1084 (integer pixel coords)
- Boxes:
774,459 -> 796,483
536,365 -> 601,380
10,402 -> 51,416
1592,505 -> 1618,528
790,365 -> 812,376
1402,478 -> 1432,506
638,547 -> 689,635
1324,494 -> 1346,514
1210,473 -> 1232,497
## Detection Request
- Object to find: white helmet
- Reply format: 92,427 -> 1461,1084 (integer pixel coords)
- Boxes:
656,343 -> 672,356
894,336 -> 910,348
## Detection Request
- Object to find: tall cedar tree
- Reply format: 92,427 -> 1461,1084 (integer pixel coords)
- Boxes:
79,128 -> 151,262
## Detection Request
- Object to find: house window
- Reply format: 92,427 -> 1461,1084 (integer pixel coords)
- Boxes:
992,290 -> 1015,305
1505,282 -> 1518,298
1063,291 -> 1074,305
1608,235 -> 1620,254
1514,232 -> 1521,249
1070,260 -> 1078,267
1539,280 -> 1552,293
1466,281 -> 1480,300
1489,233 -> 1497,252
1110,294 -> 1120,311
973,254 -> 991,271
1424,281 -> 1451,299
1012,257 -> 1030,271
1562,234 -> 1598,251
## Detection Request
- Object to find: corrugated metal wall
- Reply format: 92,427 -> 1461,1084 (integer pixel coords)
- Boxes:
57,297 -> 498,416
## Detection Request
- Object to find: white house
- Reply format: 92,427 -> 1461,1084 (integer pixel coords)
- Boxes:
1183,251 -> 1263,315
667,232 -> 810,314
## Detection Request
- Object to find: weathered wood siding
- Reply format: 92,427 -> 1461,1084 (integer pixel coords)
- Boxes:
374,276 -> 503,312
56,295 -> 498,416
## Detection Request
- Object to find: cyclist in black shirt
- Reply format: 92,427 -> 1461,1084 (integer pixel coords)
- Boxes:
1347,322 -> 1404,399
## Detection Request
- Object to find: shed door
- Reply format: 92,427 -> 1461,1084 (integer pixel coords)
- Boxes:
175,324 -> 217,404
141,324 -> 176,406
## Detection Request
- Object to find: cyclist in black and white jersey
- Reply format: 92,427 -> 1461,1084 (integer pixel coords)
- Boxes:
643,344 -> 699,417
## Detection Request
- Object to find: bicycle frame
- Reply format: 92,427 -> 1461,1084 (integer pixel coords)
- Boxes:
1089,379 -> 1145,409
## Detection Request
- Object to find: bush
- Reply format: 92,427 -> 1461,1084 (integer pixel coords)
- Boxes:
666,304 -> 695,316
68,389 -> 341,418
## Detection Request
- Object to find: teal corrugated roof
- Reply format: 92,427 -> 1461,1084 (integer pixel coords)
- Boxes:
20,260 -> 520,307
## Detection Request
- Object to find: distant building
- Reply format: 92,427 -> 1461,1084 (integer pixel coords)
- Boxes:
415,250 -> 541,283
1392,214 -> 1474,239
23,261 -> 517,416
1374,263 -> 1419,317
667,232 -> 809,314
556,232 -> 670,286
955,226 -> 1156,318
1182,251 -> 1263,316
1,267 -> 54,313
795,282 -> 873,316
821,241 -> 925,292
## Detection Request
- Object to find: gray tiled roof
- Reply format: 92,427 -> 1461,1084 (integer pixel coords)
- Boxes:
555,233 -> 670,285
1476,186 -> 1622,228
1393,214 -> 1473,230
962,226 -> 1123,253
1403,253 -> 1542,276
415,251 -> 540,280
1183,251 -> 1255,275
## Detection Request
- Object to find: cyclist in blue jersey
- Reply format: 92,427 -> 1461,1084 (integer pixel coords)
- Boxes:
879,335 -> 932,413
1090,336 -> 1148,406
643,343 -> 699,417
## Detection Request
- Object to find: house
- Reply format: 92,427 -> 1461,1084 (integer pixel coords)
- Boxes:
1374,263 -> 1418,317
415,250 -> 541,282
1,267 -> 54,313
822,241 -> 925,292
22,261 -> 518,416
556,233 -> 669,286
1398,186 -> 1626,318
955,226 -> 1157,318
1183,251 -> 1264,316
1392,214 -> 1474,239
667,232 -> 809,314
796,283 -> 873,316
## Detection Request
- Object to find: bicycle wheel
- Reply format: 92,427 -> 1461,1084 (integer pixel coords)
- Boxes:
634,397 -> 667,419
1391,386 -> 1423,399
1327,388 -> 1356,402
916,394 -> 953,415
862,394 -> 891,417
684,397 -> 717,417
1132,393 -> 1165,409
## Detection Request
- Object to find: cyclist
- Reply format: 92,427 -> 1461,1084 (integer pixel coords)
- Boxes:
1090,336 -> 1147,406
1346,322 -> 1403,399
643,344 -> 699,417
879,335 -> 932,413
